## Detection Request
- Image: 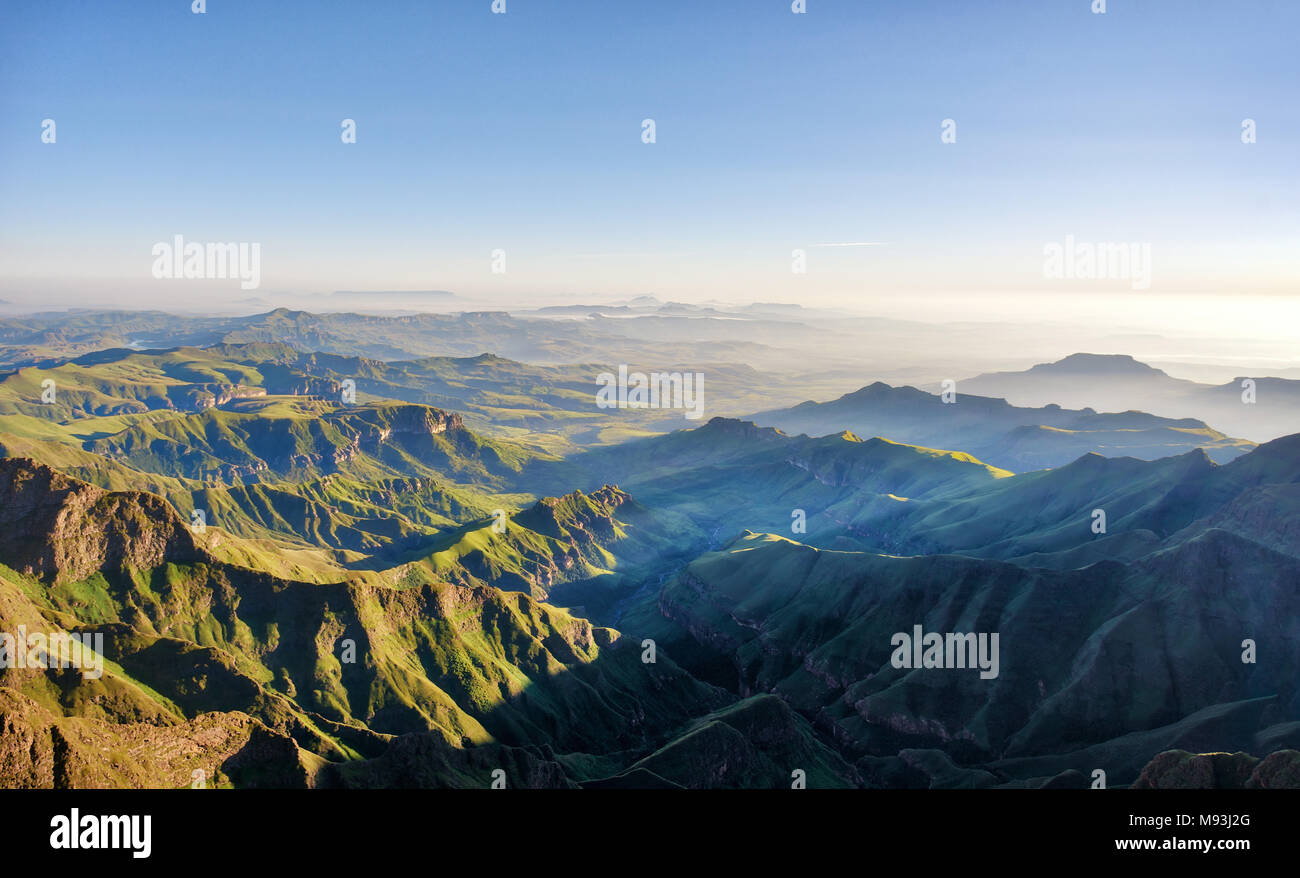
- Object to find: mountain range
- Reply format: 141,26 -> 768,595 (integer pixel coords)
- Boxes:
954,353 -> 1300,443
1,316 -> 1297,789
749,380 -> 1255,471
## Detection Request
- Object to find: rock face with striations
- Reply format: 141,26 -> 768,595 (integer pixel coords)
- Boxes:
0,463 -> 732,788
166,383 -> 267,411
0,457 -> 201,583
1132,749 -> 1300,789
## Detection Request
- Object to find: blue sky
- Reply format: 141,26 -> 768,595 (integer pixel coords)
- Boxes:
0,0 -> 1296,309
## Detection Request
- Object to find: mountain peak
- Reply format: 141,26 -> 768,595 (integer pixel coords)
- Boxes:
461,352 -> 512,365
0,457 -> 201,583
842,381 -> 907,399
1031,353 -> 1167,377
699,417 -> 785,440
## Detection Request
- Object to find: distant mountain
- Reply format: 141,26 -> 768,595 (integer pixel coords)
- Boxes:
0,308 -> 802,371
332,290 -> 459,300
957,353 -> 1300,442
1026,352 -> 1169,376
743,302 -> 804,313
749,380 -> 1253,472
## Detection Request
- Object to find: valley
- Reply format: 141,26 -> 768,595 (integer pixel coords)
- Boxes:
1,309 -> 1297,789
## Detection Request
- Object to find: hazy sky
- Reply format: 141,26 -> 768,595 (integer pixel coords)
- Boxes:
1,0 -> 1296,316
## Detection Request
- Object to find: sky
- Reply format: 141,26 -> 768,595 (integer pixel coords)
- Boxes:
0,0 -> 1297,321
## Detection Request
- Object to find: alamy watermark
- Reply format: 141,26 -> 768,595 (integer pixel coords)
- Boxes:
890,624 -> 999,679
151,234 -> 261,290
1043,235 -> 1151,290
0,627 -> 104,680
49,809 -> 150,859
595,366 -> 705,420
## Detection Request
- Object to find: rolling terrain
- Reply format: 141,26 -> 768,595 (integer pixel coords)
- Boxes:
1,326 -> 1297,789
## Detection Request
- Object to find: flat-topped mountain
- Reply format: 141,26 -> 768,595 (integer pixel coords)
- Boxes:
957,353 -> 1300,443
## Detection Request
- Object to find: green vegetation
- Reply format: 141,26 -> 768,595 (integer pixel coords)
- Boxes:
1,334 -> 1296,789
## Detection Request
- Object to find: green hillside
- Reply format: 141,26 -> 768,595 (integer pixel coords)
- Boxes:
1,334 -> 1297,789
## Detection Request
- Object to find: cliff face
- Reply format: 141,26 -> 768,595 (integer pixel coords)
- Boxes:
345,405 -> 465,454
83,403 -> 493,484
166,383 -> 268,411
0,457 -> 201,583
0,688 -> 312,789
0,462 -> 730,788
514,485 -> 629,541
1132,749 -> 1300,789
